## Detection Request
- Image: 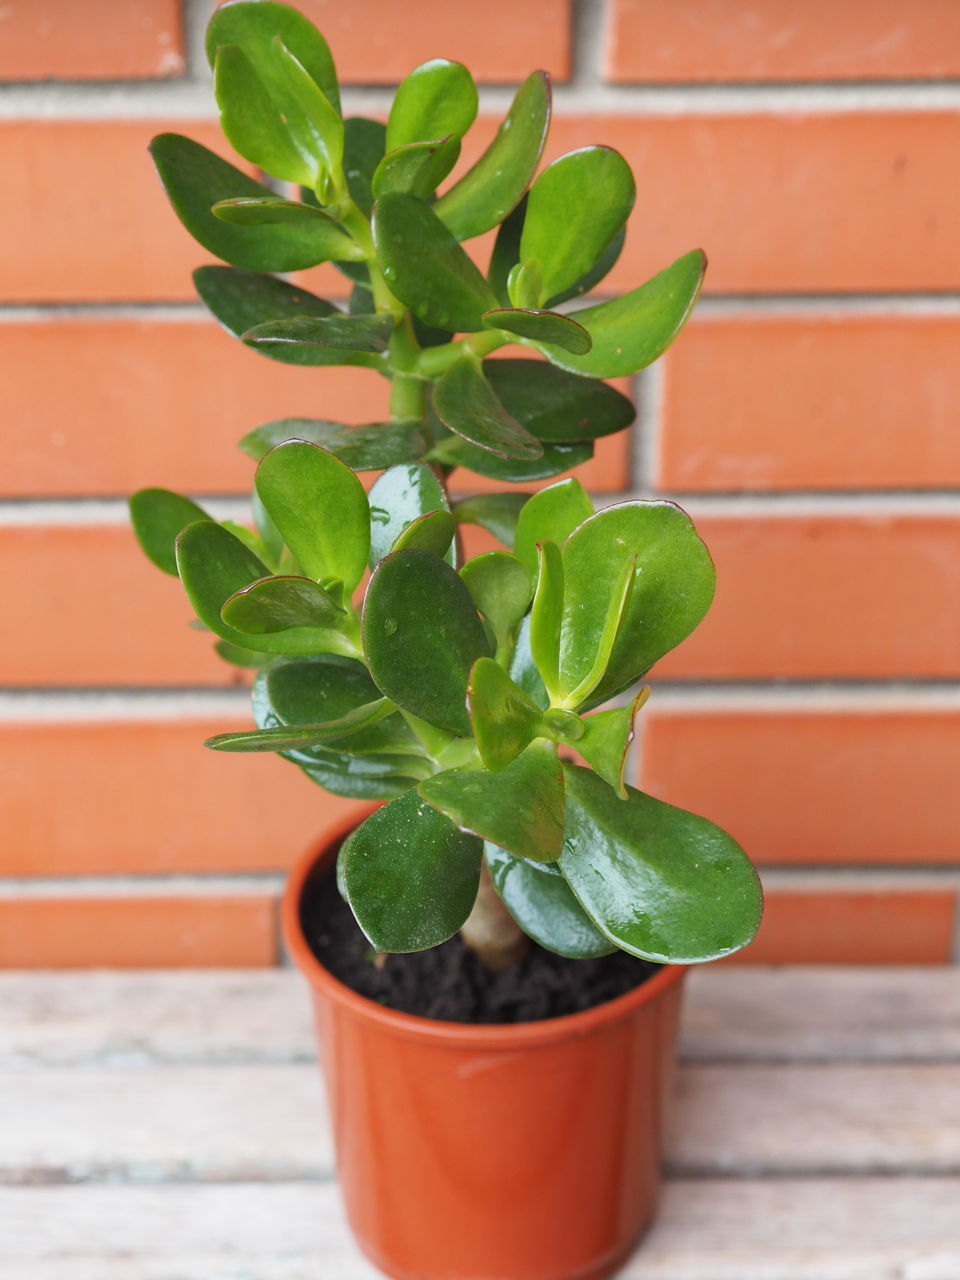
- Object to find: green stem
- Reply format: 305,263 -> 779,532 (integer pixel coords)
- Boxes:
338,198 -> 404,318
416,329 -> 509,378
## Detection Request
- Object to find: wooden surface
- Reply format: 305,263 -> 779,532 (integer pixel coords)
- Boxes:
2,966 -> 959,1277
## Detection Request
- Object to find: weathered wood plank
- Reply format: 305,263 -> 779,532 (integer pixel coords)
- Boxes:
4,967 -> 960,1067
1,1180 -> 959,1278
5,1062 -> 960,1183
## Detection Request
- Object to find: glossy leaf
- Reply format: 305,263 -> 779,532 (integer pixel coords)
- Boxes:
130,488 -> 210,576
150,134 -> 343,272
205,0 -> 341,115
482,307 -> 591,355
221,574 -> 344,633
562,502 -> 715,705
432,435 -> 593,482
546,226 -> 625,308
509,614 -> 549,710
243,312 -> 393,357
387,59 -> 478,151
512,478 -> 593,580
485,843 -> 614,959
219,520 -> 273,564
372,192 -> 499,332
577,687 -> 650,799
459,552 -> 532,653
433,357 -> 542,459
529,540 -> 563,703
340,792 -> 482,952
204,697 -> 392,752
487,196 -> 526,304
419,740 -> 564,864
391,509 -> 456,559
214,43 -> 314,186
559,766 -> 763,964
541,249 -> 707,378
340,116 -> 386,215
559,552 -> 636,707
255,441 -> 370,590
520,147 -> 635,303
211,196 -> 350,231
215,639 -> 267,668
251,488 -> 285,570
368,462 -> 450,568
466,656 -> 542,771
372,136 -> 460,200
434,71 -> 551,241
485,359 -> 635,444
451,492 -> 528,548
240,418 -> 428,469
506,260 -> 542,310
364,549 -> 491,735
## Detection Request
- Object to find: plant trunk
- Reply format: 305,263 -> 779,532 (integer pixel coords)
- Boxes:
460,861 -> 529,971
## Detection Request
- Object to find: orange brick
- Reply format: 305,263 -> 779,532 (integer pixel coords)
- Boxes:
0,0 -> 183,80
641,711 -> 960,865
726,888 -> 956,964
658,515 -> 960,679
0,720 -> 367,876
269,0 -> 572,82
658,313 -> 960,491
607,0 -> 960,83
0,895 -> 277,968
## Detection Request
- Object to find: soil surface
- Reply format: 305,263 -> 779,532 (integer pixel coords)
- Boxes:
300,863 -> 659,1024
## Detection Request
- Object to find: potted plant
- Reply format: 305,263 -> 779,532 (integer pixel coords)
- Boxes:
130,4 -> 763,1278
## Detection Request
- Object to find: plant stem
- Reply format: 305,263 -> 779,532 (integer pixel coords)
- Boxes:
460,861 -> 529,971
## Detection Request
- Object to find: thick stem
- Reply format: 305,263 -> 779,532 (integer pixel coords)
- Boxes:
460,862 -> 529,971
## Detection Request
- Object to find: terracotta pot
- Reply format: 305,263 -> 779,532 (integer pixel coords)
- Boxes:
282,814 -> 687,1280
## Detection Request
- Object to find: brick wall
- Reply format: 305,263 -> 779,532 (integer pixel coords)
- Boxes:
2,0 -> 958,967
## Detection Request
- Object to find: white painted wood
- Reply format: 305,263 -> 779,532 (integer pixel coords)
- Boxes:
2,1180 -> 959,1278
4,967 -> 960,1067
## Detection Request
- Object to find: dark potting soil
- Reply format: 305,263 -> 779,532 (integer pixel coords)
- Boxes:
299,863 -> 660,1025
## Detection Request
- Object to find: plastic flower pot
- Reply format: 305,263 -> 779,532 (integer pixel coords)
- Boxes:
282,813 -> 687,1280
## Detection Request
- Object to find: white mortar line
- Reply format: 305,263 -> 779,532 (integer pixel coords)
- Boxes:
0,496 -> 251,525
182,0 -> 216,83
0,874 -> 285,898
757,867 -> 960,890
633,363 -> 664,497
570,0 -> 608,89
647,683 -> 960,712
0,689 -> 250,721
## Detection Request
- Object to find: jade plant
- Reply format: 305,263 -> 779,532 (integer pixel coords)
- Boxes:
131,0 -> 762,972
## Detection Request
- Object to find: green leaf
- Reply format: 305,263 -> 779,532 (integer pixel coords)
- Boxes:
434,71 -> 551,241
483,308 -> 591,355
485,359 -> 635,444
387,58 -> 478,150
214,43 -> 314,186
210,196 -> 353,233
239,418 -> 428,470
150,134 -> 342,272
546,227 -> 625,308
485,843 -> 614,959
541,249 -> 707,378
341,117 -> 386,216
341,791 -> 482,951
559,551 -> 636,707
193,266 -> 345,367
391,509 -> 456,560
419,740 -> 564,864
204,698 -> 392,753
466,656 -> 542,771
529,540 -> 563,703
562,502 -> 715,705
176,521 -> 344,656
218,520 -> 272,564
368,462 -> 450,568
452,493 -> 528,549
363,549 -> 492,736
506,260 -> 542,310
459,552 -> 532,654
214,639 -> 267,668
205,0 -> 341,114
372,136 -> 461,200
432,436 -> 593,482
487,196 -> 526,304
243,313 -> 393,359
559,766 -> 763,964
509,614 -> 549,710
130,488 -> 210,576
433,357 -> 543,459
252,488 -> 285,570
255,441 -> 370,590
577,686 -> 650,799
221,575 -> 345,633
513,478 -> 594,580
520,147 -> 635,304
372,192 -> 499,332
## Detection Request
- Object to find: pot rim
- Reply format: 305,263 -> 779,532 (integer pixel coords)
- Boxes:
281,809 -> 687,1050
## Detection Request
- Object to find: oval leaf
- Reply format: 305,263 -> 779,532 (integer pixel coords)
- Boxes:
485,359 -> 635,444
529,540 -> 563,703
341,116 -> 386,215
387,58 -> 478,151
341,791 -> 482,951
130,488 -> 210,576
513,478 -> 594,580
391,509 -> 456,559
372,136 -> 461,200
243,312 -> 392,357
559,766 -> 763,964
485,843 -> 614,959
221,575 -> 345,633
432,435 -> 593,482
466,656 -> 543,771
193,266 -> 343,366
204,698 -> 392,753
483,307 -> 591,355
211,196 -> 348,229
452,493 -> 528,549
459,552 -> 532,654
546,226 -> 625,308
433,357 -> 543,460
368,462 -> 450,568
363,549 -> 492,736
239,418 -> 427,468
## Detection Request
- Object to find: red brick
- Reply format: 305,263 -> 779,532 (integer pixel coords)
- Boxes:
0,895 -> 277,968
641,710 -> 960,865
0,0 -> 183,81
0,719 -> 367,876
658,515 -> 960,680
727,888 -> 956,964
657,313 -> 960,491
607,0 -> 960,83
